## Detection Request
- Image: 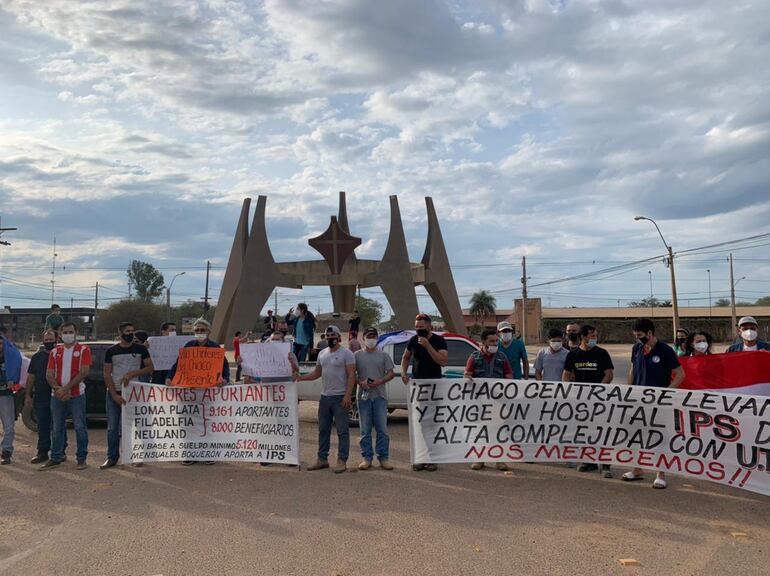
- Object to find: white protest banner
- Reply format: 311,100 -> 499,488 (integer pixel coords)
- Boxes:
240,342 -> 291,378
409,379 -> 770,497
121,381 -> 299,464
147,335 -> 194,371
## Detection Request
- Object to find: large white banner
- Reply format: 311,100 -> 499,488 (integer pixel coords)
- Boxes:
409,379 -> 770,497
239,342 -> 291,378
121,381 -> 299,464
147,336 -> 194,371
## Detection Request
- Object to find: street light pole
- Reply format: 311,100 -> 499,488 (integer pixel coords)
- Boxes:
707,269 -> 711,319
167,271 -> 186,321
648,270 -> 653,318
635,216 -> 680,333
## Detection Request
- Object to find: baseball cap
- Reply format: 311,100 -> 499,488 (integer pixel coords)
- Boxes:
738,316 -> 757,327
363,326 -> 378,337
325,325 -> 341,336
497,321 -> 513,332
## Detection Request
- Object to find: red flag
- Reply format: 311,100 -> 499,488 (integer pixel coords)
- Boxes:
679,350 -> 770,396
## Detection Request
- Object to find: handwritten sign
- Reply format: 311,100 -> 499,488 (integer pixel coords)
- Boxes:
171,347 -> 225,388
240,342 -> 291,379
122,381 -> 299,464
147,336 -> 194,371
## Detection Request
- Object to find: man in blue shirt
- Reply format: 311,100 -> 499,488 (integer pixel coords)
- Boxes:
726,316 -> 770,352
623,318 -> 684,490
497,321 -> 528,379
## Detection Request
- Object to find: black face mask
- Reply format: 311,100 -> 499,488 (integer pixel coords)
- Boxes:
638,335 -> 649,345
43,342 -> 56,351
326,338 -> 338,347
121,333 -> 134,343
416,329 -> 429,338
567,333 -> 579,342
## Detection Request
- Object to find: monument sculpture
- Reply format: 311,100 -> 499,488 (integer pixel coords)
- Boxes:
211,192 -> 466,343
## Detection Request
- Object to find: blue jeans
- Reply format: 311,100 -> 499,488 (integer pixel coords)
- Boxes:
0,396 -> 15,455
318,395 -> 349,462
34,398 -> 53,455
294,342 -> 310,362
51,394 -> 88,462
106,391 -> 122,461
359,396 -> 389,461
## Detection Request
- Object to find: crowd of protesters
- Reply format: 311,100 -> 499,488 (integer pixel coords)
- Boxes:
0,300 -> 767,492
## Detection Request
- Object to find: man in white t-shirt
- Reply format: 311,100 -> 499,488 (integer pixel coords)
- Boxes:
295,325 -> 355,473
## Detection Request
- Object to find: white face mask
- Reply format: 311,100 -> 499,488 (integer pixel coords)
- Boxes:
294,309 -> 302,318
549,341 -> 563,351
61,333 -> 76,344
194,333 -> 207,342
500,333 -> 513,343
742,329 -> 758,342
486,345 -> 498,354
694,342 -> 709,353
364,338 -> 377,349
168,331 -> 177,337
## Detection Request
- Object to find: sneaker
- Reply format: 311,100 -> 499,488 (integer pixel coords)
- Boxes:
379,459 -> 394,470
601,465 -> 613,479
470,462 -> 485,471
622,471 -> 644,482
100,458 -> 118,470
652,477 -> 667,490
31,454 -> 49,464
333,459 -> 347,474
577,463 -> 598,472
496,462 -> 510,471
358,459 -> 372,470
76,459 -> 88,470
424,463 -> 438,472
412,463 -> 426,472
39,460 -> 62,470
0,452 -> 11,465
307,459 -> 330,471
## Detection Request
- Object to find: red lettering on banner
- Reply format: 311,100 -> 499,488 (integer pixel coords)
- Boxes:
579,446 -> 597,461
535,445 -> 560,459
637,451 -> 654,466
616,449 -> 634,463
598,447 -> 613,462
561,446 -> 578,460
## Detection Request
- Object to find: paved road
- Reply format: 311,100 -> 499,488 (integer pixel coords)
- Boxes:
1,403 -> 767,576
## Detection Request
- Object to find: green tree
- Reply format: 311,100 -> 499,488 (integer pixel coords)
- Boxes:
755,296 -> 770,306
127,260 -> 165,302
714,298 -> 731,307
469,290 -> 496,326
96,299 -> 166,339
628,297 -> 672,307
354,296 -> 383,329
715,297 -> 753,307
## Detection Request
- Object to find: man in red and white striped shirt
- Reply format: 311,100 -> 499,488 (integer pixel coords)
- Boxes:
40,322 -> 92,470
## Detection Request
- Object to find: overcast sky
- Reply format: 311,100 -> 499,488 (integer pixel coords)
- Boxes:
1,0 -> 769,319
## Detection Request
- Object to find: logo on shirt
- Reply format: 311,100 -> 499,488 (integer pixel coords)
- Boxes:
651,355 -> 660,364
73,351 -> 81,358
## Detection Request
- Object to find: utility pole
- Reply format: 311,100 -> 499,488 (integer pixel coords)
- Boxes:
729,253 -> 737,330
93,282 -> 99,339
707,269 -> 712,319
649,270 -> 654,318
667,245 -> 680,333
521,256 -> 528,345
274,288 -> 278,315
203,260 -> 211,315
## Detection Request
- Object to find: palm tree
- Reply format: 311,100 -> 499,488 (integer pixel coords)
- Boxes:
469,290 -> 497,328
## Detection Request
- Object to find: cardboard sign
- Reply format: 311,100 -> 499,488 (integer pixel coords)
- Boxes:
171,346 -> 225,388
240,342 -> 291,379
147,336 -> 194,371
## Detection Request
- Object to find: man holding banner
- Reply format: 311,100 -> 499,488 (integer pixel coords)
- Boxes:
623,318 -> 684,489
167,319 -> 229,386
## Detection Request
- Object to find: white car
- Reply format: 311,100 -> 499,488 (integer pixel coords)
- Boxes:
296,330 -> 480,423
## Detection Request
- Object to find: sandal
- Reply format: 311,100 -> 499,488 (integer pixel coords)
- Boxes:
622,471 -> 644,482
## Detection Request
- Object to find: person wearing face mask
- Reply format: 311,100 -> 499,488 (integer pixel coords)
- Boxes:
41,322 -> 92,471
354,327 -> 395,471
401,313 -> 449,472
101,322 -> 154,469
562,324 -> 614,477
464,328 -> 513,471
24,330 -> 60,464
284,303 -> 317,362
623,318 -> 684,489
497,321 -> 529,380
685,331 -> 713,356
534,328 -> 570,382
151,322 -> 178,384
726,317 -> 770,353
0,330 -> 24,465
673,328 -> 689,357
167,319 -> 230,385
295,325 -> 356,473
564,323 -> 581,351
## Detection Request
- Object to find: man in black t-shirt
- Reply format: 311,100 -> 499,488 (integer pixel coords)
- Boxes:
401,313 -> 448,472
102,322 -> 154,468
348,310 -> 361,338
24,330 -> 58,463
562,324 -> 614,476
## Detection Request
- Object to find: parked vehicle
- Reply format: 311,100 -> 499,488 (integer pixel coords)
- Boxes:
296,331 -> 480,424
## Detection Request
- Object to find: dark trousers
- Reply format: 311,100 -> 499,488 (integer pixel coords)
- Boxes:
34,399 -> 53,456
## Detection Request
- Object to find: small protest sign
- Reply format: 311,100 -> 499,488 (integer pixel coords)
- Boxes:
147,336 -> 194,371
240,342 -> 291,379
171,346 -> 225,388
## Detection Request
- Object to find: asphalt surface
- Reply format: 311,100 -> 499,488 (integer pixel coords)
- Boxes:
1,401 -> 768,576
